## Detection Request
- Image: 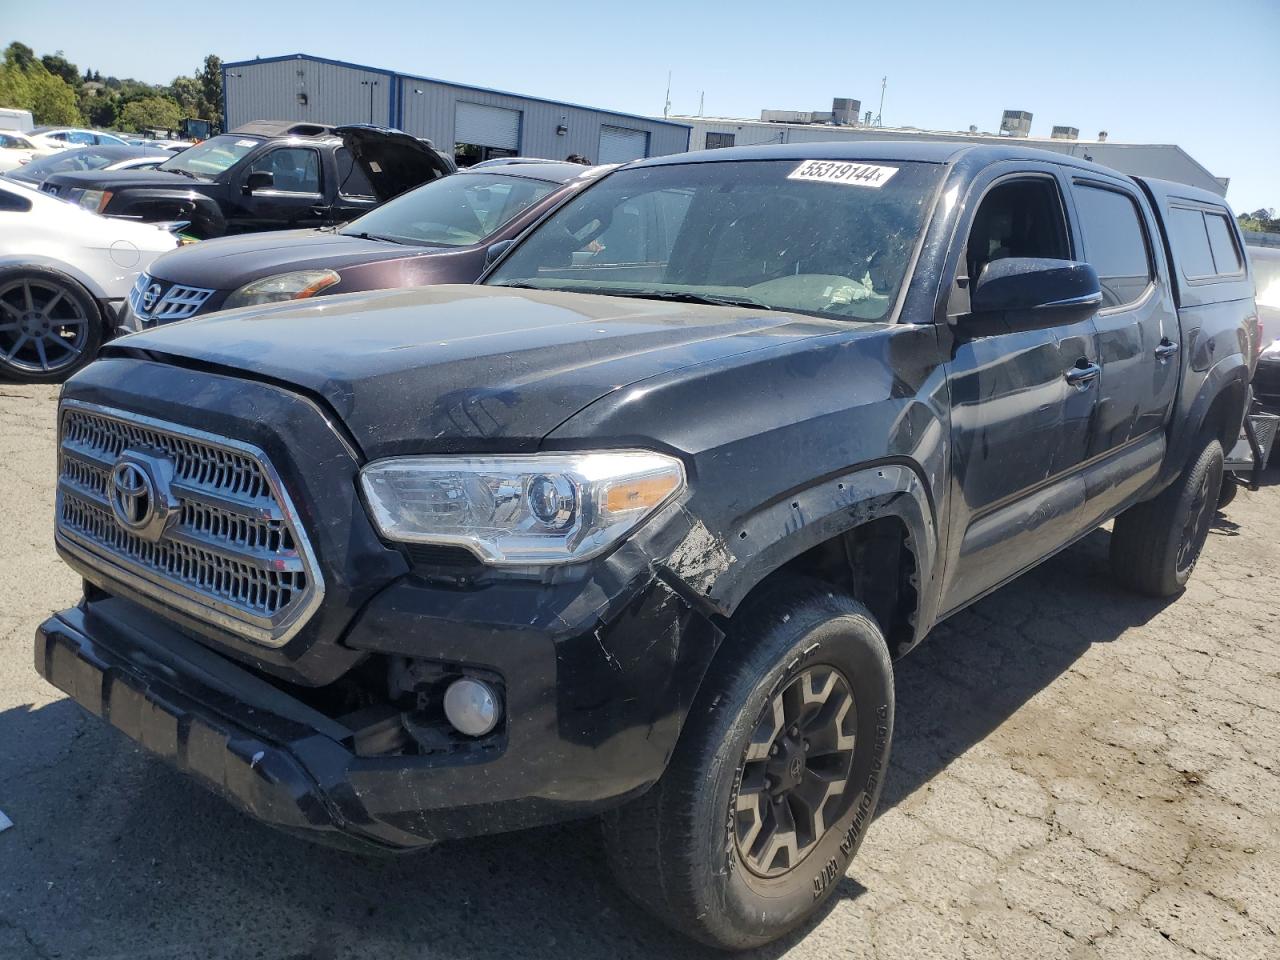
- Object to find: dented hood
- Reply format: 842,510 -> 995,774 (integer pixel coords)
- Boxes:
111,285 -> 837,459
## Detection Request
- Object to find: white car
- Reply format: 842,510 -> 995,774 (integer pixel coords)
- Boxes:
0,132 -> 39,173
27,127 -> 129,156
0,179 -> 179,382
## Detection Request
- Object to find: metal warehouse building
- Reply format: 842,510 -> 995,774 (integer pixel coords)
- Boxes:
673,115 -> 1229,196
222,54 -> 690,166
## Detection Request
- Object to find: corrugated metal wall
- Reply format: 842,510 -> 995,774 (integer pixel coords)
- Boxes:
396,75 -> 687,162
221,55 -> 689,163
224,57 -> 394,129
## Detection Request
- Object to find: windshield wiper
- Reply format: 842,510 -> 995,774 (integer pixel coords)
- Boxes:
163,167 -> 199,180
341,231 -> 408,245
581,288 -> 774,311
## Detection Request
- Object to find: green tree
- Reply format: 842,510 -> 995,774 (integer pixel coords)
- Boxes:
40,50 -> 80,87
198,54 -> 222,128
4,42 -> 37,69
119,95 -> 181,133
168,75 -> 201,117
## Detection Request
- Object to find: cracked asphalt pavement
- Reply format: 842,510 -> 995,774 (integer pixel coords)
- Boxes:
1,383 -> 1277,959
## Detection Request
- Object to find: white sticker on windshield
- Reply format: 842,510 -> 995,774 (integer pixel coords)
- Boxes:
368,161 -> 382,173
787,160 -> 899,188
235,139 -> 257,147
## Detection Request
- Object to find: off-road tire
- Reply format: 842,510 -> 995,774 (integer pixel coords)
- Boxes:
1216,475 -> 1238,510
601,576 -> 894,950
1111,437 -> 1224,596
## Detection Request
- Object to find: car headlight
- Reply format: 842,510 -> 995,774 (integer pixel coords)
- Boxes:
1262,339 -> 1280,359
76,188 -> 111,213
360,451 -> 686,565
222,269 -> 341,309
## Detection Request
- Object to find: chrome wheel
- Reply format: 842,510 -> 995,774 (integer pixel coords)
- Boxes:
732,665 -> 857,878
0,278 -> 92,376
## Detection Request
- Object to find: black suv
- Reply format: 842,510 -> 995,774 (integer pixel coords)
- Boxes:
39,121 -> 455,238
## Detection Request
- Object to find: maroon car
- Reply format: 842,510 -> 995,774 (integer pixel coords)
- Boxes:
119,159 -> 610,330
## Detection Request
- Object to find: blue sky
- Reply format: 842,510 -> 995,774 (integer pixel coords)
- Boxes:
5,0 -> 1277,209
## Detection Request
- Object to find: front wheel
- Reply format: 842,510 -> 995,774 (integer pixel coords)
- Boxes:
0,267 -> 104,383
1110,436 -> 1224,596
602,577 -> 894,949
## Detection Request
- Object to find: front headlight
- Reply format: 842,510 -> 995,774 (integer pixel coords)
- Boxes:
222,269 -> 341,309
360,451 -> 686,565
76,188 -> 111,213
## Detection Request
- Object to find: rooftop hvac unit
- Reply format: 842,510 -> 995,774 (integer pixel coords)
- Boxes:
1000,110 -> 1033,137
831,98 -> 861,125
1051,126 -> 1079,140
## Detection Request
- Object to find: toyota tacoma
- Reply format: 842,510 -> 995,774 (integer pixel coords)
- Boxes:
35,142 -> 1260,949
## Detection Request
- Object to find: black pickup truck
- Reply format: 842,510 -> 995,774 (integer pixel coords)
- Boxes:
39,121 -> 455,238
36,142 -> 1260,949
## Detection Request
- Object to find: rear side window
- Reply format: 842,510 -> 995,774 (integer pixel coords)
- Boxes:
1204,213 -> 1243,275
0,186 -> 32,212
1072,183 -> 1152,308
1168,206 -> 1220,280
335,148 -> 377,199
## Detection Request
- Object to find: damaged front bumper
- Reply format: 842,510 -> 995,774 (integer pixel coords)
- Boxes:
35,546 -> 723,850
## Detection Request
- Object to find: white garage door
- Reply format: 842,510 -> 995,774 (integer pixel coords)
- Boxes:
598,125 -> 648,164
455,102 -> 521,150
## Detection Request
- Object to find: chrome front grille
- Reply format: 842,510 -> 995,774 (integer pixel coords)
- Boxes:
54,401 -> 324,647
128,273 -> 216,322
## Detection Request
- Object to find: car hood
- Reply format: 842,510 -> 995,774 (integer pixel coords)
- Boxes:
147,229 -> 446,289
43,168 -> 210,192
109,285 -> 841,459
336,125 -> 455,202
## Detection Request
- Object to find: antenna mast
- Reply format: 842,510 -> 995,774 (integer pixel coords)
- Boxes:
664,71 -> 672,118
876,76 -> 887,126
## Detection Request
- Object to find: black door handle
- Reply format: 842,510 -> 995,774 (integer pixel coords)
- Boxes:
1065,361 -> 1101,386
1154,338 -> 1179,360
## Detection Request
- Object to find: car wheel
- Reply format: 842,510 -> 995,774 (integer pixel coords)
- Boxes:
0,266 -> 104,383
1110,436 -> 1224,597
1216,475 -> 1238,510
602,576 -> 894,950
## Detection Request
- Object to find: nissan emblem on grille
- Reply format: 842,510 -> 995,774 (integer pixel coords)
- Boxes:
141,283 -> 163,313
53,402 -> 324,647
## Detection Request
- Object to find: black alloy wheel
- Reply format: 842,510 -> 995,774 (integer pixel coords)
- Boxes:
0,270 -> 103,382
733,665 -> 857,877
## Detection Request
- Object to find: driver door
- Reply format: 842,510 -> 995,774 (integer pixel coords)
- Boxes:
228,146 -> 328,234
939,165 -> 1101,613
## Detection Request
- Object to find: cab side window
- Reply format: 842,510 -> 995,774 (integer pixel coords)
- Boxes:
963,177 -> 1070,285
248,147 -> 321,194
335,148 -> 377,199
1071,183 -> 1152,308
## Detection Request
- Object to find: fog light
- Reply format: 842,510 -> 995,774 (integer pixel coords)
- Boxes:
443,678 -> 501,737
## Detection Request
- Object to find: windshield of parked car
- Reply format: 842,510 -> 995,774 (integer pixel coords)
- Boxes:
9,148 -> 124,177
486,159 -> 943,322
157,135 -> 259,178
339,172 -> 561,247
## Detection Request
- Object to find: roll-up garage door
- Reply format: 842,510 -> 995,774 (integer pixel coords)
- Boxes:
598,125 -> 649,164
455,102 -> 521,150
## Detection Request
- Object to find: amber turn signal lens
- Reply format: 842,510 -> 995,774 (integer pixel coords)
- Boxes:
603,474 -> 681,515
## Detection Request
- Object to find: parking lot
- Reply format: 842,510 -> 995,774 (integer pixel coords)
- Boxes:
0,381 -> 1276,960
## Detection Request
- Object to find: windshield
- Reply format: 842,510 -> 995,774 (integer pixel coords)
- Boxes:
157,135 -> 260,178
486,159 -> 942,322
340,172 -> 560,247
11,148 -> 122,177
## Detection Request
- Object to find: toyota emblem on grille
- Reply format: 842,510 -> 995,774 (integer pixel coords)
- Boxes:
141,282 -> 163,313
108,450 -> 180,542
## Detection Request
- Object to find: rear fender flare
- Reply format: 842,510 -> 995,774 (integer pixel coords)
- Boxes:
0,255 -> 110,324
1159,354 -> 1250,487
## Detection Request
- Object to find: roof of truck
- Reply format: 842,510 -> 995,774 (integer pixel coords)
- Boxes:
636,140 -> 1135,179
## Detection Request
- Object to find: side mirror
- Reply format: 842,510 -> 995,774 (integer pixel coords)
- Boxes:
242,170 -> 274,194
969,258 -> 1102,319
485,239 -> 516,266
